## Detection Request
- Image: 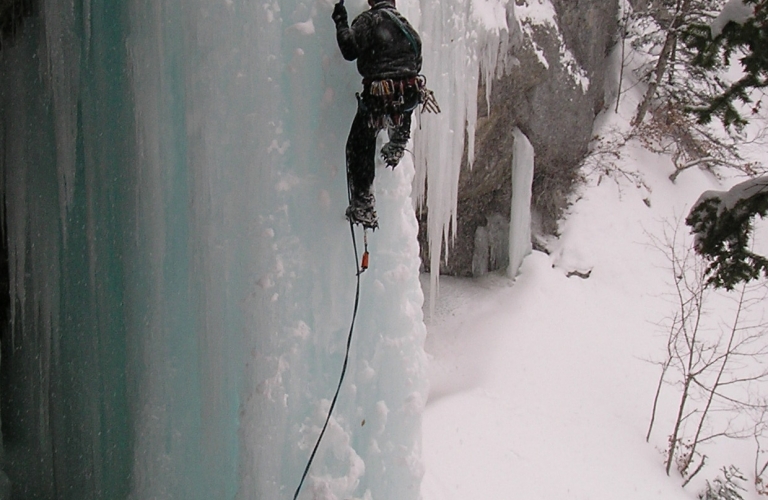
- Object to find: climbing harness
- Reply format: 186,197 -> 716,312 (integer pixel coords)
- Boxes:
359,76 -> 416,129
357,73 -> 442,131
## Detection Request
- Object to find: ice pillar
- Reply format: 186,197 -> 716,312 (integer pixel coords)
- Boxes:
508,128 -> 534,278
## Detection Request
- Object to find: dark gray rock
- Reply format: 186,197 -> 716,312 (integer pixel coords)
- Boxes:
421,0 -> 619,276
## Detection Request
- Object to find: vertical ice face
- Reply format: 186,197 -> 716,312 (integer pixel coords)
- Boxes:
509,128 -> 534,278
0,0 -> 512,497
226,1 -> 428,495
1,7 -> 133,498
41,0 -> 80,240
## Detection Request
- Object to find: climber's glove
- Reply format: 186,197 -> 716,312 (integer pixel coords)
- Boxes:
332,2 -> 348,26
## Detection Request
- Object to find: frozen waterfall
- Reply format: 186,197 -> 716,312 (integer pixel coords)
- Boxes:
0,0 -> 513,498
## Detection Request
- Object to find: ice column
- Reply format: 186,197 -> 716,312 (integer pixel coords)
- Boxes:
508,128 -> 534,278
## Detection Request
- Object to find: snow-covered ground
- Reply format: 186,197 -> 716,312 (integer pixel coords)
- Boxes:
420,58 -> 768,499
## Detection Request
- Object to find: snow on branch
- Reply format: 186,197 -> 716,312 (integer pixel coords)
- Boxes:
686,176 -> 768,289
711,0 -> 754,37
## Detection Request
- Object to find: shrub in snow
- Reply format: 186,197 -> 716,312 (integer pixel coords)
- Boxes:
699,465 -> 747,500
670,438 -> 706,481
646,221 -> 768,489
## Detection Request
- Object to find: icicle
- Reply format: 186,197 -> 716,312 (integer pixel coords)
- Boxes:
413,0 -> 512,314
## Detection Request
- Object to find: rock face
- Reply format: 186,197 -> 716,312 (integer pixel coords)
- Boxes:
422,0 -> 619,276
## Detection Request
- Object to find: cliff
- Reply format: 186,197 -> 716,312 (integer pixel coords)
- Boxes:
423,0 -> 619,276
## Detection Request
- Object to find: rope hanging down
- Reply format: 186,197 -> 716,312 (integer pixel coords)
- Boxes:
292,222 -> 368,500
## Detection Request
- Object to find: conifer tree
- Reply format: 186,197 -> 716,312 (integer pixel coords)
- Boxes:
684,0 -> 768,128
631,0 -> 723,126
624,1 -> 757,182
686,177 -> 768,289
683,1 -> 768,290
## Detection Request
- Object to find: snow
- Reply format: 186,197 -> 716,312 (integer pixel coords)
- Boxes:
471,0 -> 509,33
711,0 -> 755,37
422,154 -> 768,499
695,175 -> 768,213
421,40 -> 768,500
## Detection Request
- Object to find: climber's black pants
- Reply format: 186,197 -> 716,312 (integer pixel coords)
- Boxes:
345,82 -> 420,204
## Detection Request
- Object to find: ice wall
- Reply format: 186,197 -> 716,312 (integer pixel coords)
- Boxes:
471,127 -> 532,280
1,10 -> 133,498
0,0 -> 511,498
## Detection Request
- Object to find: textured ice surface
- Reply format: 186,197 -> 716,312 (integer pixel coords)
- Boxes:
0,0 -> 515,497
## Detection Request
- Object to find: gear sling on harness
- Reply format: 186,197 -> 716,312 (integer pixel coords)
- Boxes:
357,76 -> 422,129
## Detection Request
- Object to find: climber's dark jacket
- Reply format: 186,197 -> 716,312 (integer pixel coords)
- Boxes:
335,0 -> 422,80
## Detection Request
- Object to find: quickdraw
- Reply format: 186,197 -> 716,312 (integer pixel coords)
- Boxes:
359,229 -> 370,273
370,79 -> 396,96
416,75 -> 441,114
368,111 -> 404,130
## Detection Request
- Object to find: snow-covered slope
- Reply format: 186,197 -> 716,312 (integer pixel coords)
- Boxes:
421,46 -> 768,500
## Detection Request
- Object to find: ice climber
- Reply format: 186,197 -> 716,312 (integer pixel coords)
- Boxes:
332,0 -> 424,230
